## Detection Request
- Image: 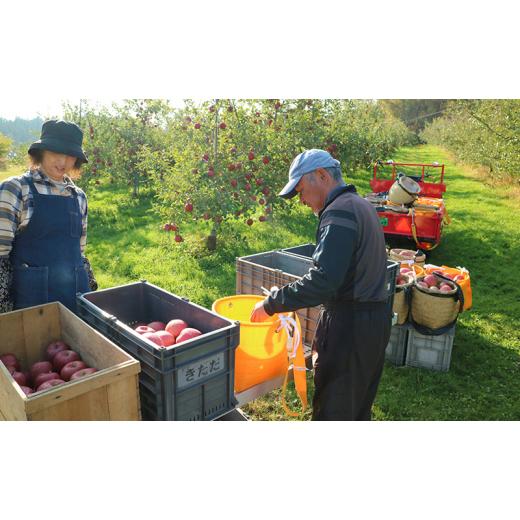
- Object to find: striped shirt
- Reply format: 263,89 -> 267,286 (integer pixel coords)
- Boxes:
0,169 -> 88,258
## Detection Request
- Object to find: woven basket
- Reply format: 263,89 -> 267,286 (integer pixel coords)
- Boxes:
410,275 -> 463,330
389,248 -> 426,266
393,273 -> 414,325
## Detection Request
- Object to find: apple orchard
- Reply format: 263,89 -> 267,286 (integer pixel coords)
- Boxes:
64,99 -> 412,249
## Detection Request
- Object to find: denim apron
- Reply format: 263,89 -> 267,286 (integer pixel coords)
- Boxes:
10,174 -> 90,313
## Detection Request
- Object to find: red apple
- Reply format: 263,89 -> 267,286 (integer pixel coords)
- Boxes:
156,330 -> 175,347
246,218 -> 253,226
30,361 -> 53,381
194,123 -> 201,129
184,202 -> 193,212
248,151 -> 255,161
135,325 -> 156,334
147,321 -> 166,332
37,379 -> 66,392
207,170 -> 215,177
262,187 -> 270,196
20,386 -> 34,396
53,350 -> 81,372
176,328 -> 202,344
202,153 -> 209,162
439,284 -> 454,293
45,340 -> 69,361
165,319 -> 188,339
255,178 -> 263,186
259,215 -> 266,222
417,281 -> 429,290
163,223 -> 172,231
34,371 -> 61,388
11,371 -> 27,387
230,179 -> 238,187
0,353 -> 20,371
244,183 -> 251,191
60,361 -> 88,381
423,274 -> 438,287
400,267 -> 412,274
174,235 -> 183,243
219,122 -> 227,130
142,332 -> 164,347
70,368 -> 98,380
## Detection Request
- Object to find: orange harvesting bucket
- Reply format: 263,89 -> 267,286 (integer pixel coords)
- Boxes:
212,295 -> 292,393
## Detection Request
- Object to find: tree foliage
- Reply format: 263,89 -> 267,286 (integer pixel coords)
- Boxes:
0,132 -> 12,169
421,100 -> 520,180
380,100 -> 447,134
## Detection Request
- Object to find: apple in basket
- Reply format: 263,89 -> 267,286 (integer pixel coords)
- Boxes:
70,368 -> 98,380
175,328 -> 202,344
45,340 -> 69,361
34,371 -> 61,388
423,274 -> 438,287
417,281 -> 429,290
142,332 -> 164,347
400,267 -> 412,275
147,321 -> 166,332
1,353 -> 20,371
439,284 -> 454,293
60,360 -> 88,381
53,350 -> 81,372
11,371 -> 28,387
37,379 -> 66,392
30,361 -> 54,381
165,319 -> 188,339
20,386 -> 34,396
135,325 -> 156,334
155,330 -> 175,347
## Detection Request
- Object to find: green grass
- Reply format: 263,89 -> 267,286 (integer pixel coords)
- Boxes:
82,145 -> 520,420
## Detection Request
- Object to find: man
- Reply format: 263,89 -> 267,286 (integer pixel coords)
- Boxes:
250,149 -> 391,420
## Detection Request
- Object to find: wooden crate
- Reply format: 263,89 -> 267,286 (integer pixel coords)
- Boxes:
0,302 -> 141,421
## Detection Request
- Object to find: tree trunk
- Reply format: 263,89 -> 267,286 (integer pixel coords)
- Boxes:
206,227 -> 217,251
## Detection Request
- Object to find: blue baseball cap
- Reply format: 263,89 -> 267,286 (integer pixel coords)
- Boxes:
279,149 -> 340,199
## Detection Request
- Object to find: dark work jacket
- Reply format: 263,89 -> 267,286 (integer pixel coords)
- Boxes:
264,184 -> 388,315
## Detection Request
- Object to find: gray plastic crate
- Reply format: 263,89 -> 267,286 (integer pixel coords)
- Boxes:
405,325 -> 455,372
236,250 -> 319,349
77,281 -> 240,421
385,324 -> 409,366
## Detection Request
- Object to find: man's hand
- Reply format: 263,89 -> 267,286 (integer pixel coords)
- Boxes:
250,300 -> 270,322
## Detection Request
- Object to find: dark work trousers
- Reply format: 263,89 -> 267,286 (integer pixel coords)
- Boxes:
311,301 -> 391,421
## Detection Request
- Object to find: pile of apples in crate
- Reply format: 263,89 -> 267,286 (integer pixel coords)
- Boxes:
134,319 -> 202,348
0,342 -> 97,396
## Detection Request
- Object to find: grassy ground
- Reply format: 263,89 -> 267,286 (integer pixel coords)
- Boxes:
12,145 -> 517,420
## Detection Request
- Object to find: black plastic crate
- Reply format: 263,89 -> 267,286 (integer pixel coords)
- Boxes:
77,281 -> 240,421
281,243 -> 399,312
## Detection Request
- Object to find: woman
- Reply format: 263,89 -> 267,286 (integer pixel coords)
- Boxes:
0,119 -> 97,314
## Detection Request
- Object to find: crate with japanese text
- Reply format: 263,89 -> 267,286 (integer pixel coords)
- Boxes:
77,281 -> 240,420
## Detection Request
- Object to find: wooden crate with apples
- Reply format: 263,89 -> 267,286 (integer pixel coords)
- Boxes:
0,302 -> 141,421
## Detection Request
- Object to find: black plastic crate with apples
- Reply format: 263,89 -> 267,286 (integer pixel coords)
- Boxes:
77,281 -> 240,421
